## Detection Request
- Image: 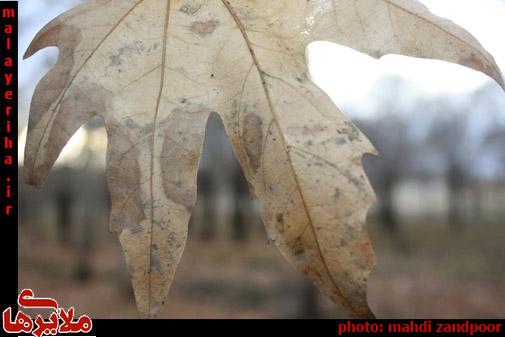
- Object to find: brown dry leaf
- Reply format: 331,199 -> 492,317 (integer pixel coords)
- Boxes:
24,0 -> 504,318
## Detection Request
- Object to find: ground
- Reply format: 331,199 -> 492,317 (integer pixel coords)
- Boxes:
18,220 -> 505,318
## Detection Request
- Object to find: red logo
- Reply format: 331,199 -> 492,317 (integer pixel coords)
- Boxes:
2,289 -> 93,337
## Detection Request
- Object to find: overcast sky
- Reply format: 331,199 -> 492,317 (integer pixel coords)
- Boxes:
19,0 -> 505,123
17,0 -> 505,175
309,0 -> 505,116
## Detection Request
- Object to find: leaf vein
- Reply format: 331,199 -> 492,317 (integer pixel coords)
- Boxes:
30,0 -> 145,175
221,0 -> 360,316
147,0 -> 171,316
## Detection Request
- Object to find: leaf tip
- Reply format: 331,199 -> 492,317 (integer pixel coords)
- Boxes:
137,308 -> 159,320
361,306 -> 377,319
23,43 -> 40,60
496,75 -> 505,93
23,18 -> 63,60
23,38 -> 41,60
132,290 -> 163,320
484,61 -> 505,92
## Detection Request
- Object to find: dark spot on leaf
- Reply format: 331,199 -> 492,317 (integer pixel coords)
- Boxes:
334,188 -> 341,200
190,19 -> 219,36
342,121 -> 360,142
180,3 -> 201,15
107,116 -> 147,234
160,107 -> 211,212
109,54 -> 122,66
242,113 -> 263,173
275,213 -> 284,233
150,254 -> 161,273
291,237 -> 306,257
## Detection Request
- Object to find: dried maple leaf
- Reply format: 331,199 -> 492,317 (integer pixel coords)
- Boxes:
24,0 -> 504,318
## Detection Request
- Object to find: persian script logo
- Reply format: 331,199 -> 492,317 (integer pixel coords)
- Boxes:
2,289 -> 94,337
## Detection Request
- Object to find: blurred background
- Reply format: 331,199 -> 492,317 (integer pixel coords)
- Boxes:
18,0 -> 505,318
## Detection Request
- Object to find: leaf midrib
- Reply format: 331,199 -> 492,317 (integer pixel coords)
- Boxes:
220,0 -> 362,316
147,0 -> 171,317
